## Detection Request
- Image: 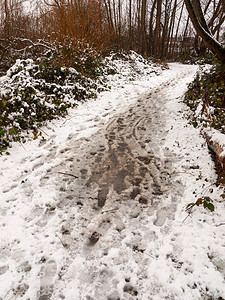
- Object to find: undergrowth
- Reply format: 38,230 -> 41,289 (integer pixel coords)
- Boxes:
0,43 -> 161,154
184,61 -> 225,216
0,40 -> 115,153
184,62 -> 225,133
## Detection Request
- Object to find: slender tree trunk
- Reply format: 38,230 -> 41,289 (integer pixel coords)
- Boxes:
222,0 -> 225,13
137,0 -> 141,46
208,0 -> 223,31
166,0 -> 177,59
216,13 -> 224,40
4,0 -> 9,46
148,0 -> 157,55
129,0 -> 132,47
104,0 -> 115,34
118,0 -> 122,41
204,0 -> 212,14
112,0 -> 118,36
140,0 -> 147,55
153,0 -> 162,56
0,0 -> 9,63
181,16 -> 190,54
171,1 -> 184,59
161,0 -> 171,58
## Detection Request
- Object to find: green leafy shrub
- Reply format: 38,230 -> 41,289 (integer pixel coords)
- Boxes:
0,42 -> 113,153
184,63 -> 225,133
186,196 -> 215,213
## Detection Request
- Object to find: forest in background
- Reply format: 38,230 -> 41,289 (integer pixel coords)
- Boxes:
0,0 -> 225,75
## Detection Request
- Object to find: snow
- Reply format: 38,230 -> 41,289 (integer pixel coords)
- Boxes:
0,61 -> 225,299
207,128 -> 225,148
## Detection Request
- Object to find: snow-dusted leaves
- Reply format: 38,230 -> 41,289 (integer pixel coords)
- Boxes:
0,52 -> 110,153
0,46 -> 162,154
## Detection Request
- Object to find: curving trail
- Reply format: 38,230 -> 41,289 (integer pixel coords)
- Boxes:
39,67 -> 194,299
1,64 -> 225,300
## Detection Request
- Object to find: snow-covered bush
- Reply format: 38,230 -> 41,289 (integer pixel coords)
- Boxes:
0,45 -> 163,153
0,42 -> 112,153
105,50 -> 165,81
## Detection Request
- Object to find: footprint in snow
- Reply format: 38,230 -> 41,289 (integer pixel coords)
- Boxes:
37,260 -> 57,300
154,207 -> 171,227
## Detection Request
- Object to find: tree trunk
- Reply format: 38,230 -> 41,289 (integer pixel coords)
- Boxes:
148,0 -> 157,55
222,0 -> 225,13
4,0 -> 9,46
161,0 -> 171,58
153,0 -> 162,57
129,0 -> 132,47
192,0 -> 211,34
184,0 -> 225,62
166,0 -> 177,59
171,1 -> 184,59
204,133 -> 225,172
104,0 -> 115,35
208,0 -> 223,31
140,0 -> 147,55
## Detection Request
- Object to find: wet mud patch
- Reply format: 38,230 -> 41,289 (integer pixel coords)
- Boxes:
50,79 -> 184,228
31,76 -> 187,300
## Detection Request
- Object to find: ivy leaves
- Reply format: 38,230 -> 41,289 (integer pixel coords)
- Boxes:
186,196 -> 215,213
184,63 -> 225,134
0,43 -> 113,154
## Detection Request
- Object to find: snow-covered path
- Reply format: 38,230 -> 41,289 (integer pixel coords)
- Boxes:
0,64 -> 225,300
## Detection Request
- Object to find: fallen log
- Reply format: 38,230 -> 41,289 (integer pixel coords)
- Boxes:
204,133 -> 225,172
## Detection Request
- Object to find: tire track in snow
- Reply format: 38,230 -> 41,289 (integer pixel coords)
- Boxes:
40,70 -> 193,299
0,65 -> 204,300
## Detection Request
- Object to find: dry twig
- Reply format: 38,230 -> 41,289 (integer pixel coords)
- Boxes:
58,172 -> 78,179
